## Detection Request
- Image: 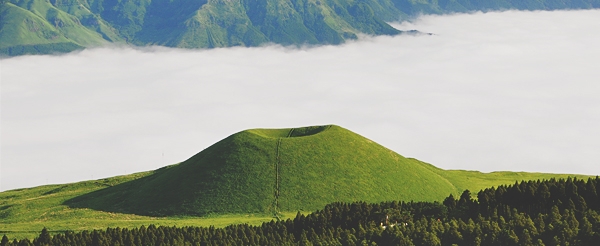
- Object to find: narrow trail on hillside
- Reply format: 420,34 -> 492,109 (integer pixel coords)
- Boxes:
273,138 -> 281,218
274,137 -> 281,215
273,128 -> 295,217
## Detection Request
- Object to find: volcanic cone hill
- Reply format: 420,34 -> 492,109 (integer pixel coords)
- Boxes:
66,125 -> 461,216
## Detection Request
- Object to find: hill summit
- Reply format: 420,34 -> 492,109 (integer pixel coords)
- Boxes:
67,125 -> 460,216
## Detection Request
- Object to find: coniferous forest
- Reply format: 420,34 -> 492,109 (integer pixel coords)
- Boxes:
3,177 -> 599,246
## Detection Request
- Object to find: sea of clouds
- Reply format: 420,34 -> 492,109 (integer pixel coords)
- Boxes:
2,10 -> 599,191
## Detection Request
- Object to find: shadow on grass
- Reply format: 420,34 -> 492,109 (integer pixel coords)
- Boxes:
64,130 -> 278,217
63,166 -> 177,217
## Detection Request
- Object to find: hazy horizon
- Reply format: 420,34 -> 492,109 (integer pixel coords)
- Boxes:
2,9 -> 599,191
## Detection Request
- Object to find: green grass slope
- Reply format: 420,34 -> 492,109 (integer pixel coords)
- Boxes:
0,0 -> 114,55
0,2 -> 82,55
0,173 -> 297,240
65,125 -> 456,216
66,129 -> 279,216
63,125 -> 591,217
0,125 -> 593,240
412,158 -> 593,195
276,125 -> 458,211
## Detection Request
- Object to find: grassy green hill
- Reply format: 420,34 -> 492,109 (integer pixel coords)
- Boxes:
0,125 -> 593,240
64,125 -> 460,216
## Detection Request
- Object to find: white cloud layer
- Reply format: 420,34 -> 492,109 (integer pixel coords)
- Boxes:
2,10 -> 600,191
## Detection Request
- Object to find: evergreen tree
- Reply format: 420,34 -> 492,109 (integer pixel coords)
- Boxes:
37,228 -> 52,246
1,235 -> 8,246
421,232 -> 441,246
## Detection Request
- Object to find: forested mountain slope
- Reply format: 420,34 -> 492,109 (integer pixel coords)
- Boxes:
1,0 -> 599,56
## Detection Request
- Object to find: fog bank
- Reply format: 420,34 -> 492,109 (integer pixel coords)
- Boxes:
2,10 -> 600,191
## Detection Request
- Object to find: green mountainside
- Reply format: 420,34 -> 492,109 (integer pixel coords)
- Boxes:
65,125 -> 462,216
1,0 -> 599,56
0,125 -> 592,239
0,0 -> 400,55
0,0 -> 120,55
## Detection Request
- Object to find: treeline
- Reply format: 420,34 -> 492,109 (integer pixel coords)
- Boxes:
3,177 -> 599,246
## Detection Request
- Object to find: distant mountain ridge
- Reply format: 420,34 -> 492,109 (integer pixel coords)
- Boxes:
1,0 -> 599,56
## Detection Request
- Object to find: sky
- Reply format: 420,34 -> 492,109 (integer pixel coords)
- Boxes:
1,10 -> 600,192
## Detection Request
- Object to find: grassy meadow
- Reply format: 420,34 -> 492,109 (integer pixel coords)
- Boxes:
0,125 -> 593,240
0,176 -> 299,240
